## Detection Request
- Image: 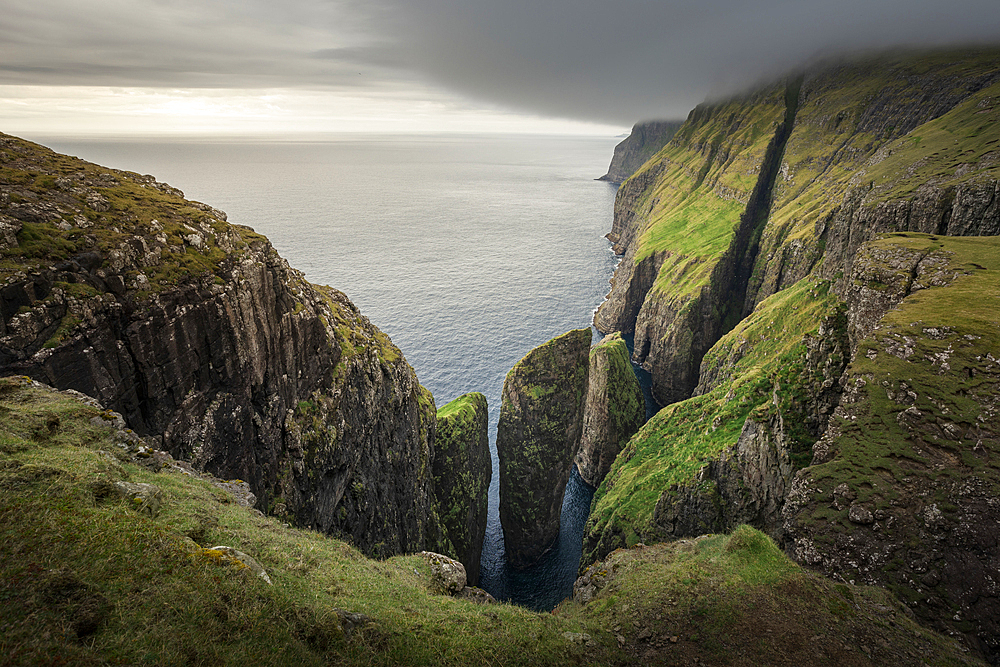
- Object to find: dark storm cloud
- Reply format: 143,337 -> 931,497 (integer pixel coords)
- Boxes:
369,0 -> 1000,122
2,0 -> 999,124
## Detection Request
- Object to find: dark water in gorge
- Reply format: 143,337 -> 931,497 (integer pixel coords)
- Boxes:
40,132 -> 624,610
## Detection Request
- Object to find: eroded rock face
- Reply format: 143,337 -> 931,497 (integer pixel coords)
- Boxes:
783,235 -> 1000,661
497,328 -> 591,568
0,133 -> 445,559
598,121 -> 683,184
576,333 -> 644,487
431,392 -> 491,585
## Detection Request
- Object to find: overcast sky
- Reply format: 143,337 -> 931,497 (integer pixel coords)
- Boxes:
1,0 -> 999,136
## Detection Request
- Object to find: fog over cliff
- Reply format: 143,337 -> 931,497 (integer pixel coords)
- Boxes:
2,0 -> 999,130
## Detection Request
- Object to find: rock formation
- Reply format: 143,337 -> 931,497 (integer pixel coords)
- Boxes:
430,392 -> 491,585
575,333 -> 644,487
598,121 -> 683,184
496,328 -> 590,568
0,132 -> 456,559
584,49 -> 1000,659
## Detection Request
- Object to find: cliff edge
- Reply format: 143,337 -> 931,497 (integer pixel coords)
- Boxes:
0,132 -> 457,559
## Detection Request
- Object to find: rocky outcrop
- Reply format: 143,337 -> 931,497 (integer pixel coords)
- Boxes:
497,328 -> 590,568
0,133 -> 448,559
430,392 -> 490,585
576,333 -> 644,487
782,234 -> 1000,662
598,121 -> 683,184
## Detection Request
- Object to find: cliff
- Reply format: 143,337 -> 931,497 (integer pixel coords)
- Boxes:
431,392 -> 491,585
0,132 -> 456,559
586,49 -> 1000,660
575,332 -> 644,487
598,121 -> 684,184
782,233 -> 1000,659
496,328 -> 590,568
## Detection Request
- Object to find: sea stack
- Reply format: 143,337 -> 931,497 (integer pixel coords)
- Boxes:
497,328 -> 591,568
431,392 -> 491,585
576,332 -> 645,487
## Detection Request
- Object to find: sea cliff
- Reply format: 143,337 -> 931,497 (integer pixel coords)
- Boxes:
585,48 -> 1000,660
0,132 -> 465,559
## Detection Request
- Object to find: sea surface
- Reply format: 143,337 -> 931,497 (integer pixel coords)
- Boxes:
41,132 -> 631,611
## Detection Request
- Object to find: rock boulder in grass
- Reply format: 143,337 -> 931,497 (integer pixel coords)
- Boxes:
576,333 -> 644,487
431,392 -> 491,585
497,328 -> 591,569
201,546 -> 272,585
420,551 -> 467,595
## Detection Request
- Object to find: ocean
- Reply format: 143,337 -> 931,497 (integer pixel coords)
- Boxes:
40,132 -> 629,610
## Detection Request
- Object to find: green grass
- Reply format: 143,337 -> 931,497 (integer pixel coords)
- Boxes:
0,377 -> 597,666
794,233 -> 1000,528
558,526 -> 980,666
0,378 -> 981,665
583,277 -> 844,561
757,49 -> 1000,271
622,83 -> 787,304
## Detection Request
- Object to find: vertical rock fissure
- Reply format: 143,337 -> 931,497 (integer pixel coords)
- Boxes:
664,77 -> 803,404
731,77 -> 802,323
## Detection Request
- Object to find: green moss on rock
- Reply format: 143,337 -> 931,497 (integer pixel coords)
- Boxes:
576,333 -> 644,487
431,392 -> 491,585
497,328 -> 591,568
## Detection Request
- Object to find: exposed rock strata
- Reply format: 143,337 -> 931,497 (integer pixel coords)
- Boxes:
430,392 -> 491,585
576,333 -> 644,487
0,133 -> 452,559
497,328 -> 590,568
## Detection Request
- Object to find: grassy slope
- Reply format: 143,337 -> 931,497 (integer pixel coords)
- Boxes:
763,50 -> 1000,256
0,378 -> 980,665
587,49 -> 1000,560
560,525 -> 979,666
584,277 -> 843,557
0,377 -> 588,666
0,133 -> 246,295
627,85 -> 786,300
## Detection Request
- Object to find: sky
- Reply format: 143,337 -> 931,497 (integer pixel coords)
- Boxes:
1,0 -> 999,136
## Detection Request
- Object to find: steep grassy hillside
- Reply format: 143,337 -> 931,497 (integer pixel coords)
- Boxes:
584,276 -> 846,564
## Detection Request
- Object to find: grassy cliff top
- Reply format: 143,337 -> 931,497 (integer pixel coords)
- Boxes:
436,392 -> 487,422
0,132 -> 261,294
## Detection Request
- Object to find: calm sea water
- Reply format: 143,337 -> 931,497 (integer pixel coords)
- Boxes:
42,133 -> 623,610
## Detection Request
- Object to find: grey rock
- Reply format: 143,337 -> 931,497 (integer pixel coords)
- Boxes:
420,551 -> 467,595
112,481 -> 163,518
203,546 -> 271,585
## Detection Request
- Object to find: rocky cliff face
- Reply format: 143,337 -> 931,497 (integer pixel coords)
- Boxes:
782,234 -> 1000,660
598,121 -> 683,184
0,133 -> 452,559
430,392 -> 491,585
586,49 -> 1000,660
496,328 -> 590,568
575,333 -> 644,487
